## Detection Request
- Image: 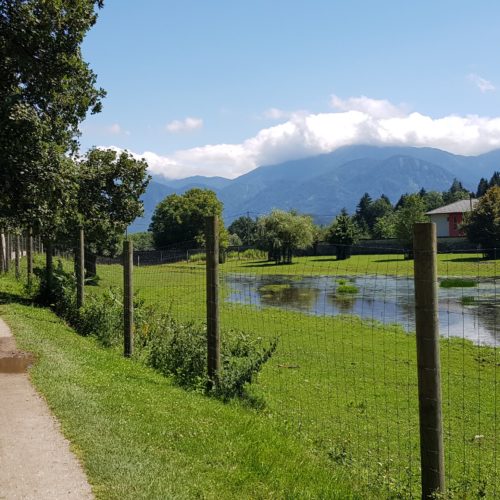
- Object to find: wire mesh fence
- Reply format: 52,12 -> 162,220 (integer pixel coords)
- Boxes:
5,225 -> 497,498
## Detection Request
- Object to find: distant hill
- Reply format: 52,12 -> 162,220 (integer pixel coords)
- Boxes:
153,175 -> 232,191
130,145 -> 500,231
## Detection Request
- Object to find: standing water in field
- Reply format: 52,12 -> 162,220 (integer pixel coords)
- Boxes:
224,274 -> 499,346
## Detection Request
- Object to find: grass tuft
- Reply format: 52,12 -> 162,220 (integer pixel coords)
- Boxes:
440,278 -> 477,288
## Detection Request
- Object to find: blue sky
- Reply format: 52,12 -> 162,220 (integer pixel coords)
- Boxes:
81,0 -> 500,179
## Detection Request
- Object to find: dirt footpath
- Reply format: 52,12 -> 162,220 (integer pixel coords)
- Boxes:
0,318 -> 93,500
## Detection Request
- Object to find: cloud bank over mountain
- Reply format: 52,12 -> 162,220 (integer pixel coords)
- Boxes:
106,96 -> 500,180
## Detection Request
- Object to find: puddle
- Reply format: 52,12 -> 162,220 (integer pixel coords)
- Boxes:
0,353 -> 34,373
224,274 -> 500,346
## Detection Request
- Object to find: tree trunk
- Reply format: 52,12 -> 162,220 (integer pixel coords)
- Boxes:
84,252 -> 97,280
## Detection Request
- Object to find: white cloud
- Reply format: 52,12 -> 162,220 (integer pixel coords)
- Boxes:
260,107 -> 308,120
467,73 -> 495,93
106,95 -> 500,180
166,117 -> 203,133
105,123 -> 130,136
330,94 -> 407,118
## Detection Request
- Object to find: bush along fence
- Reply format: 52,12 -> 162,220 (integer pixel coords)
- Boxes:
2,219 -> 498,498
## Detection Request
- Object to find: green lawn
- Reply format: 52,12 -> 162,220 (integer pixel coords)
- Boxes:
0,276 -> 357,500
92,256 -> 500,498
220,253 -> 498,278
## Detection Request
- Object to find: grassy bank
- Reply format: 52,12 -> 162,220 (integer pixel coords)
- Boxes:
0,276 -> 357,499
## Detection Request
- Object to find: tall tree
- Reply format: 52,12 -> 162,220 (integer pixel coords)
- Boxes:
228,215 -> 259,245
421,190 -> 444,211
462,186 -> 500,259
0,0 -> 105,231
394,194 -> 428,258
443,178 -> 470,204
488,171 -> 500,189
476,177 -> 489,198
149,188 -> 224,249
326,209 -> 361,260
77,149 -> 150,264
354,193 -> 372,235
256,210 -> 315,264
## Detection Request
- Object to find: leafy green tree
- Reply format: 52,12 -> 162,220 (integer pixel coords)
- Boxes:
488,171 -> 500,189
443,178 -> 470,204
354,193 -> 372,235
372,212 -> 398,239
227,215 -> 259,245
257,210 -> 314,264
326,209 -> 361,260
52,149 -> 149,276
462,186 -> 500,259
76,149 -> 150,254
476,177 -> 490,198
369,196 -> 393,226
394,194 -> 428,258
128,232 -> 155,251
149,189 -> 224,249
422,190 -> 444,211
228,233 -> 243,247
0,0 -> 105,230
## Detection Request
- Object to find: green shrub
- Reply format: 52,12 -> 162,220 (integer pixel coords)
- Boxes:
440,278 -> 476,288
226,248 -> 267,261
35,261 -> 79,324
460,296 -> 476,306
337,284 -> 359,294
79,288 -> 123,347
147,319 -> 278,400
188,252 -> 205,262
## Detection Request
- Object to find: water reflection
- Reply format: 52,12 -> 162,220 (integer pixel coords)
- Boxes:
259,283 -> 320,311
225,274 -> 499,346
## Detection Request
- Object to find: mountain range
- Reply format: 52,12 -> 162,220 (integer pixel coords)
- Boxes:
129,145 -> 500,232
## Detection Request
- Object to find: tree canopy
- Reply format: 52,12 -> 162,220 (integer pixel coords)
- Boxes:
463,186 -> 500,259
256,210 -> 315,264
394,194 -> 428,257
326,209 -> 361,260
76,148 -> 150,255
0,0 -> 105,232
149,189 -> 224,249
228,215 -> 259,246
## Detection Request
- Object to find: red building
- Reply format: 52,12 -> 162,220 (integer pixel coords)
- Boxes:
426,199 -> 478,237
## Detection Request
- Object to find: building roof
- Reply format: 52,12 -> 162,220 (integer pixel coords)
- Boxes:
426,198 -> 478,215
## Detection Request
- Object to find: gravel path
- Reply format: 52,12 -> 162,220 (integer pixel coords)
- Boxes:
0,318 -> 93,500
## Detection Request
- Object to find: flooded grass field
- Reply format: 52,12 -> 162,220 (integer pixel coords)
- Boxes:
225,273 -> 499,346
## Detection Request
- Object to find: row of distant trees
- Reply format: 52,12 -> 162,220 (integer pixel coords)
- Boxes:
143,174 -> 500,263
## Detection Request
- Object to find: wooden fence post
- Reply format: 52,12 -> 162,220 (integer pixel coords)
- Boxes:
45,240 -> 53,294
413,222 -> 445,499
5,233 -> 10,272
76,227 -> 85,309
27,228 -> 33,287
14,233 -> 20,280
123,239 -> 134,357
205,215 -> 221,389
0,231 -> 4,274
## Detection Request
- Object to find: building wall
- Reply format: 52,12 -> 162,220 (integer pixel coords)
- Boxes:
429,214 -> 450,237
448,212 -> 464,237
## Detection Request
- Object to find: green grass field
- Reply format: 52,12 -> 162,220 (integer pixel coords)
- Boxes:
92,253 -> 500,498
0,276 -> 357,499
219,253 -> 498,278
